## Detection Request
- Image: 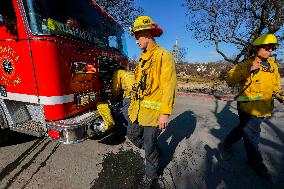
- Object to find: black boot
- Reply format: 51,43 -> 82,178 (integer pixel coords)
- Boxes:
248,162 -> 272,179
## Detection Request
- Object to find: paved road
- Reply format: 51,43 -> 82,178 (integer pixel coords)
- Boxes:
0,96 -> 283,189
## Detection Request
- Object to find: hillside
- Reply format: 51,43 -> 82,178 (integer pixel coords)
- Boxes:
176,62 -> 284,96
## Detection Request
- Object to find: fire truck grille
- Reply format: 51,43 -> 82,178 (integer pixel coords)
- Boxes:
10,120 -> 46,137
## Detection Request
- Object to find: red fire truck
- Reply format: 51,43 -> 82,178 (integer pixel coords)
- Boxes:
0,0 -> 128,143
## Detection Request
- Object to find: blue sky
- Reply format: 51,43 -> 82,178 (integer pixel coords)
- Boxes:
125,0 -> 283,63
125,0 -> 238,63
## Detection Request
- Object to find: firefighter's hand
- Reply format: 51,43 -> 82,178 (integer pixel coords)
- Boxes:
158,114 -> 169,130
248,61 -> 261,72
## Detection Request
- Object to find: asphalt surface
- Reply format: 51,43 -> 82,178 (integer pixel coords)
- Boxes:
0,96 -> 283,189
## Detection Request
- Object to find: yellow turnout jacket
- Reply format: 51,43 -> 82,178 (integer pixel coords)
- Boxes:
112,70 -> 135,99
226,57 -> 282,117
128,43 -> 177,126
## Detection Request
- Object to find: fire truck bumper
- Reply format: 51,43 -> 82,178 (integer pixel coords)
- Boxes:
46,110 -> 100,144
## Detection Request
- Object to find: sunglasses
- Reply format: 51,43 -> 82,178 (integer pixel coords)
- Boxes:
259,45 -> 277,51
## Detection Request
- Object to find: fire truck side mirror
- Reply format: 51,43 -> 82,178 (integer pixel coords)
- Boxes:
0,14 -> 4,26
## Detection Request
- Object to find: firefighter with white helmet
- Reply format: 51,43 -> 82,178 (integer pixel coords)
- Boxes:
222,34 -> 283,179
128,15 -> 177,187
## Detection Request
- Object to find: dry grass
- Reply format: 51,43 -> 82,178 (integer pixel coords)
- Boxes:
177,76 -> 232,95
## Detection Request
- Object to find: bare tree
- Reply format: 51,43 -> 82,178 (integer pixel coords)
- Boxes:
183,0 -> 284,64
94,0 -> 143,29
173,45 -> 187,63
172,37 -> 188,63
178,47 -> 188,63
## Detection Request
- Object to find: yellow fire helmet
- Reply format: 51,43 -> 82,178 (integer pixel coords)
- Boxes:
252,34 -> 279,46
130,15 -> 163,37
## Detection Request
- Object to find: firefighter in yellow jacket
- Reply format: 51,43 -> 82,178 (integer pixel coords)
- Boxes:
112,61 -> 135,127
223,34 -> 283,179
128,16 -> 177,187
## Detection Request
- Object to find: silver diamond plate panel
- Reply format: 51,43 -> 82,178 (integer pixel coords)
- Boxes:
26,104 -> 45,123
0,103 -> 8,128
5,100 -> 31,124
10,120 -> 46,137
0,99 -> 14,126
0,100 -> 46,135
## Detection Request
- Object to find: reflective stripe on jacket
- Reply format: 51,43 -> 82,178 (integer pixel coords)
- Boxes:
236,95 -> 263,102
226,57 -> 281,117
140,100 -> 161,110
112,70 -> 135,99
128,43 -> 177,126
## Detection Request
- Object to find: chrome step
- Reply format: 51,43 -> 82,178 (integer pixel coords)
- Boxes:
10,120 -> 46,137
